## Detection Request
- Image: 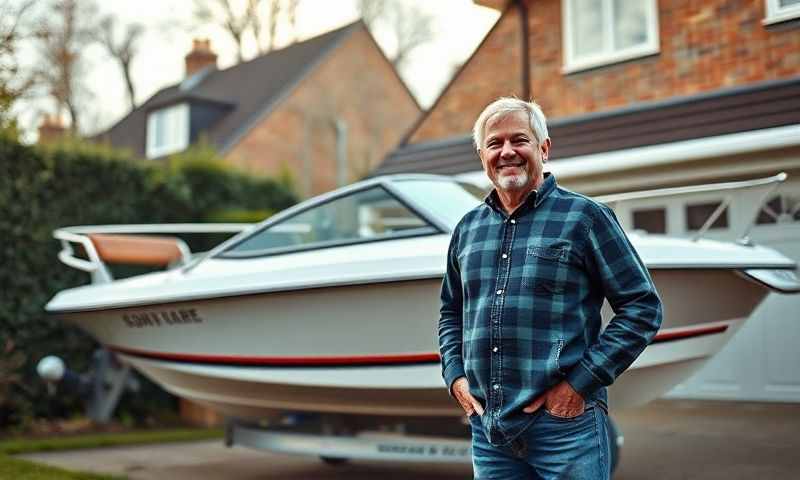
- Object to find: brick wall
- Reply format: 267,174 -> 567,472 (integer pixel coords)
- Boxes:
226,25 -> 421,197
410,0 -> 800,144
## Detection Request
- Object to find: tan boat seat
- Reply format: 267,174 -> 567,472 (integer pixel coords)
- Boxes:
87,233 -> 185,267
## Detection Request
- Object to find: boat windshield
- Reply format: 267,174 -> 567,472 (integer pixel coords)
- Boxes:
219,185 -> 439,258
390,179 -> 485,229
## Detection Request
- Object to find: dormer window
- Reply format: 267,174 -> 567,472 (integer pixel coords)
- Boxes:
764,0 -> 800,25
562,0 -> 660,73
146,103 -> 189,159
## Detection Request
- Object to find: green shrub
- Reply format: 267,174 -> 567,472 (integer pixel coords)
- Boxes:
0,137 -> 296,429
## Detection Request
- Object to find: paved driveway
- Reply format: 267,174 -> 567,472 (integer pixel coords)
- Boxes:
19,400 -> 800,479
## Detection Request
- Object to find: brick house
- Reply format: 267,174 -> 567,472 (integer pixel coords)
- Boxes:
375,1 -> 800,402
97,21 -> 420,197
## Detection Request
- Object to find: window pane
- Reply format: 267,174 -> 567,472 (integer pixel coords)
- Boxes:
572,0 -> 605,57
390,180 -> 483,229
154,113 -> 166,148
756,196 -> 781,225
227,187 -> 436,254
613,0 -> 649,50
148,104 -> 189,155
686,202 -> 729,231
780,0 -> 800,7
632,208 -> 666,234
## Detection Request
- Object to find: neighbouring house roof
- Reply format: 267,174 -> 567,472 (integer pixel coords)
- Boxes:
95,22 -> 362,158
373,77 -> 800,177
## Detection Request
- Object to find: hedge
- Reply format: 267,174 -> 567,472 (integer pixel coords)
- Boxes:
0,135 -> 296,429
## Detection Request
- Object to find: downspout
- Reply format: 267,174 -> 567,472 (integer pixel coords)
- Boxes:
333,118 -> 348,187
517,0 -> 531,100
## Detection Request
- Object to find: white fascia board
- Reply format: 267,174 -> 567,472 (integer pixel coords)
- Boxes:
457,124 -> 800,187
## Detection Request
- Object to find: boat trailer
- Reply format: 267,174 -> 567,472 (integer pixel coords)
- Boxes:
226,419 -> 473,465
225,414 -> 622,468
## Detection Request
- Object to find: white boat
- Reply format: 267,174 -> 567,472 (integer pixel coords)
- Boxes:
45,174 -> 800,420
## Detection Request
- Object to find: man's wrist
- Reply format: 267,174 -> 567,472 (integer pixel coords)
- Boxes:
564,362 -> 604,400
443,362 -> 466,397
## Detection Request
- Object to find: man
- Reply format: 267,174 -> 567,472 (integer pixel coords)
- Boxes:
438,97 -> 663,479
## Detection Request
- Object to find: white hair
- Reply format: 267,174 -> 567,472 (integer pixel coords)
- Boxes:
472,97 -> 549,151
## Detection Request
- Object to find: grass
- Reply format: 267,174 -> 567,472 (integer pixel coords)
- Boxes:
0,427 -> 224,479
0,454 -> 124,480
0,427 -> 224,455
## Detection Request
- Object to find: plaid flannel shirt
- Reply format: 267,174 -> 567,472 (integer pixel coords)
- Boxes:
438,173 -> 663,446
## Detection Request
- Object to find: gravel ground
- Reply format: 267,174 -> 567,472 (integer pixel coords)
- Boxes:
18,399 -> 800,479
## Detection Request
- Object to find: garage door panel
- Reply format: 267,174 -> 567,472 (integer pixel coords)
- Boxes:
623,180 -> 800,402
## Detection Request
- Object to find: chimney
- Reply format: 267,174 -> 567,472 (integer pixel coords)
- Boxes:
38,115 -> 67,143
185,38 -> 217,77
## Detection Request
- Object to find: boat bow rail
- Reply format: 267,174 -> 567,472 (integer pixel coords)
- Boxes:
54,224 -> 253,284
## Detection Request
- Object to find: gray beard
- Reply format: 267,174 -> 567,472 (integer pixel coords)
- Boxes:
497,170 -> 529,190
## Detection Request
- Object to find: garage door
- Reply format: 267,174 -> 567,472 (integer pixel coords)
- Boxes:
613,179 -> 800,402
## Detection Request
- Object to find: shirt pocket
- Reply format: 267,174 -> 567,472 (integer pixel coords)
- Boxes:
522,243 -> 570,294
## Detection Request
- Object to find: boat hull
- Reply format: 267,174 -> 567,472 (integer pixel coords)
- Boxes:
56,267 -> 767,418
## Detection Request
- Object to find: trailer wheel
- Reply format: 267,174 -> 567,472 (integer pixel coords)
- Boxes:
320,456 -> 349,466
607,415 -> 622,474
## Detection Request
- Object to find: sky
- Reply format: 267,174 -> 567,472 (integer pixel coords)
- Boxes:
13,0 -> 500,140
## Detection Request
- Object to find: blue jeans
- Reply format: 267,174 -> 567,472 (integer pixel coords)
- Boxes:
469,403 -> 610,479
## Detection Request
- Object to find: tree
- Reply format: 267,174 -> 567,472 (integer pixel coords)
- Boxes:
0,0 -> 39,134
194,0 -> 251,62
193,0 -> 300,62
95,15 -> 144,111
357,0 -> 435,71
32,0 -> 98,134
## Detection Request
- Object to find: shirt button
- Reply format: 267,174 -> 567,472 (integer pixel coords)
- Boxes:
493,384 -> 500,390
510,219 -> 516,224
492,347 -> 498,353
496,289 -> 503,295
502,253 -> 508,259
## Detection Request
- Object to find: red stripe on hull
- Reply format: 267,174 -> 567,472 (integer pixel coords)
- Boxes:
108,324 -> 729,367
109,344 -> 440,366
651,325 -> 728,344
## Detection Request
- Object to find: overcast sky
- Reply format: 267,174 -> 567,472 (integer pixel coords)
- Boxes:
13,0 -> 500,139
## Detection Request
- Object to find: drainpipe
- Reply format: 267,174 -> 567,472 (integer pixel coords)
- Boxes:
302,117 -> 313,197
517,0 -> 531,100
333,118 -> 348,187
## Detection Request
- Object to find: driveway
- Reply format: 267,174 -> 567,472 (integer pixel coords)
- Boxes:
19,399 -> 800,479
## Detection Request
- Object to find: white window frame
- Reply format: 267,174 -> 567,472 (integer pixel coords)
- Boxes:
146,103 -> 190,159
562,0 -> 660,74
764,0 -> 800,25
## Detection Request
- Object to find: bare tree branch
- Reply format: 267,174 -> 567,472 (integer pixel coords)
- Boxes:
285,0 -> 299,43
194,0 -> 301,62
32,0 -> 99,134
357,0 -> 435,70
95,15 -> 144,111
247,0 -> 264,54
356,0 -> 383,26
0,0 -> 40,129
194,0 -> 250,62
265,0 -> 281,52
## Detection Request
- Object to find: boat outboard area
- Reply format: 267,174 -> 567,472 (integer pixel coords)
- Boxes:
44,174 -> 799,423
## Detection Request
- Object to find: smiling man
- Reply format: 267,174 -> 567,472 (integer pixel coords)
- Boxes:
438,97 -> 663,479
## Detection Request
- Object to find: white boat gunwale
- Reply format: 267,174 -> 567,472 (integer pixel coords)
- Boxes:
46,261 -> 795,315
